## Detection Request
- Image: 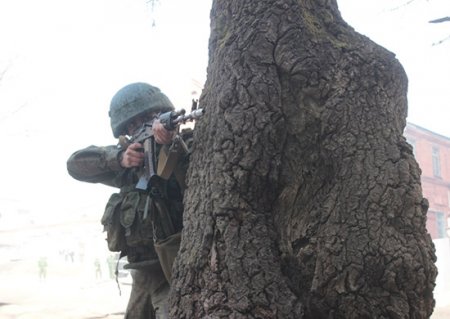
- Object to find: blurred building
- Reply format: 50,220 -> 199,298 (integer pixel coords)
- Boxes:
404,123 -> 450,239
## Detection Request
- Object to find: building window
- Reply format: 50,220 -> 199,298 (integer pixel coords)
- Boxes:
431,146 -> 441,177
436,211 -> 446,238
448,190 -> 450,208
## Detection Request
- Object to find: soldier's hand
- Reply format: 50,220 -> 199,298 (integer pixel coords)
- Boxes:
120,142 -> 144,168
153,119 -> 176,144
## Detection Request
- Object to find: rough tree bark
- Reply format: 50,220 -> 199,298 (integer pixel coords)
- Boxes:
170,0 -> 437,318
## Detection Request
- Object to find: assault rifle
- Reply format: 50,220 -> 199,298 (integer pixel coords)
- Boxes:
118,106 -> 204,191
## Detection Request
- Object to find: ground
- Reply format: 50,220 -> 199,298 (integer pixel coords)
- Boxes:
0,252 -> 131,319
0,218 -> 449,318
0,217 -> 131,319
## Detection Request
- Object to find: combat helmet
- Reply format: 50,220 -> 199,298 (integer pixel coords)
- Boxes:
109,82 -> 174,138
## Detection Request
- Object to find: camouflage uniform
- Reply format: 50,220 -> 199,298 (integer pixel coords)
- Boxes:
67,142 -> 187,318
67,83 -> 187,319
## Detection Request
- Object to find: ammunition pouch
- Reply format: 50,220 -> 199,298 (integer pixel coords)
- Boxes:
101,193 -> 127,253
101,181 -> 183,266
101,190 -> 156,263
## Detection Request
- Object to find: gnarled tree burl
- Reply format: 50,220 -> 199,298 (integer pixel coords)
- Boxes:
170,1 -> 437,318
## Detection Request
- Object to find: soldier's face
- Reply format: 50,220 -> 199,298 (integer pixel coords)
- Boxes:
126,111 -> 157,136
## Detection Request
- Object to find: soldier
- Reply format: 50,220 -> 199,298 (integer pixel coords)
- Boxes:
38,257 -> 48,281
67,82 -> 190,319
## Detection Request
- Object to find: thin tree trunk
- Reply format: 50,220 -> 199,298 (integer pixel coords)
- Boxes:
170,1 -> 437,318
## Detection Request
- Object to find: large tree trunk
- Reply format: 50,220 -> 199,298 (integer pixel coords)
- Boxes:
170,0 -> 437,318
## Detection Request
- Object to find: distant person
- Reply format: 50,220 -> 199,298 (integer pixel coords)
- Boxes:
94,258 -> 102,279
107,254 -> 117,280
67,83 -> 192,319
69,251 -> 75,263
38,257 -> 48,281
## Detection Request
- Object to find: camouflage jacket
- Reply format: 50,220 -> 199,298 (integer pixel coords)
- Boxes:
66,138 -> 189,263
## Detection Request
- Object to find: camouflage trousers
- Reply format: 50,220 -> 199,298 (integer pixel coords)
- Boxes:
124,263 -> 169,319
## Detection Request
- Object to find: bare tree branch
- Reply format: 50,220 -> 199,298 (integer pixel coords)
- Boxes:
429,17 -> 450,23
388,0 -> 419,12
432,34 -> 450,46
429,17 -> 450,45
0,64 -> 10,83
146,0 -> 160,27
0,102 -> 29,124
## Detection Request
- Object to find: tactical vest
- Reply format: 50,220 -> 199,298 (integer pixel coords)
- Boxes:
101,129 -> 192,281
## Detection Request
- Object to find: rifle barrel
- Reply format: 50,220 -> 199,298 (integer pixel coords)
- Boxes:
174,108 -> 204,125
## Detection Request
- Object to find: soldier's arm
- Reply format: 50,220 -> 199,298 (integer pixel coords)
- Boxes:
66,145 -> 125,187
